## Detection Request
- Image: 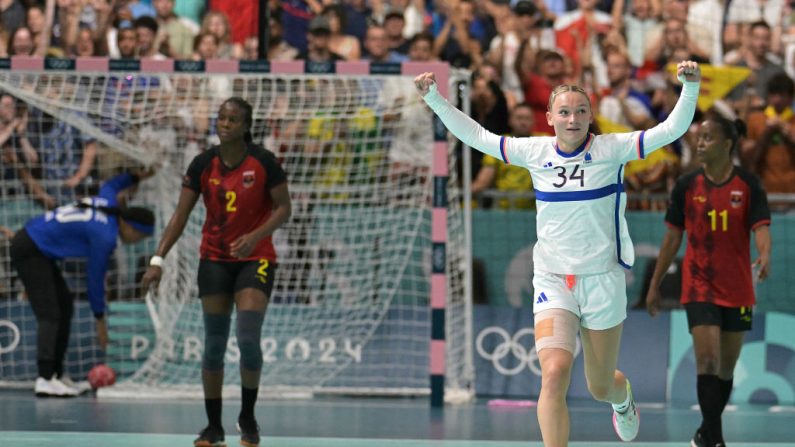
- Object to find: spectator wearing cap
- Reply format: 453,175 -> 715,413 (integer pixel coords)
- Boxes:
363,24 -> 407,63
486,0 -> 544,105
322,4 -> 361,61
298,16 -> 344,63
266,10 -> 299,61
383,7 -> 411,55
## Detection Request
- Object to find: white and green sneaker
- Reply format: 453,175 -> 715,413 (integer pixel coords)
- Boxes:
612,379 -> 640,441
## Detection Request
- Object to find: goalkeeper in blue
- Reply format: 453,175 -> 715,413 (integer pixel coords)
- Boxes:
9,171 -> 154,397
416,60 -> 701,446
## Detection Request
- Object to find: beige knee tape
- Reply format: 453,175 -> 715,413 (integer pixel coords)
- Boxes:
534,308 -> 579,354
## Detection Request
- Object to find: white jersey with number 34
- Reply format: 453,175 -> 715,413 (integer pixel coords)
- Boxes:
499,132 -> 645,275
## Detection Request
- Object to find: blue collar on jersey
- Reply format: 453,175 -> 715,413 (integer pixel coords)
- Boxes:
555,133 -> 593,158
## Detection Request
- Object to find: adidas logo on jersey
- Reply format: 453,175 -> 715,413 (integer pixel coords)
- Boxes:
536,292 -> 549,304
543,162 -> 553,168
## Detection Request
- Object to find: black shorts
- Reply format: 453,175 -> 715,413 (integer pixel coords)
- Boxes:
684,302 -> 753,332
197,259 -> 277,298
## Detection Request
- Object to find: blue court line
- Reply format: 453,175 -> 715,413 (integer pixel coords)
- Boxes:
2,432 -> 795,447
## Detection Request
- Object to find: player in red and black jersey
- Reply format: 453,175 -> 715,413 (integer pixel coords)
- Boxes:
142,97 -> 292,447
646,116 -> 772,447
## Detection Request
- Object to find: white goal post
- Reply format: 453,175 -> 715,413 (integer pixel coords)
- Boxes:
0,58 -> 474,402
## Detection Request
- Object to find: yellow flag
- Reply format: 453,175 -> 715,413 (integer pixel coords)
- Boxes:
666,63 -> 751,111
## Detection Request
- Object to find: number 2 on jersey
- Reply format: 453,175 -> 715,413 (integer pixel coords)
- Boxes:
552,164 -> 585,188
225,191 -> 237,212
707,209 -> 728,231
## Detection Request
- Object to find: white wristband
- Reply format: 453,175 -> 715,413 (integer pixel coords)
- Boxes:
149,255 -> 164,267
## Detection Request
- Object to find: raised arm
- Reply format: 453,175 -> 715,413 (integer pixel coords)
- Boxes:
414,72 -> 504,160
641,61 -> 701,155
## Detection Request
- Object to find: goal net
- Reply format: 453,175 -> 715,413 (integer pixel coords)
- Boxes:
0,61 -> 473,400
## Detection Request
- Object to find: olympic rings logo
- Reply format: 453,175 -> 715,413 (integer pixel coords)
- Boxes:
475,326 -> 581,376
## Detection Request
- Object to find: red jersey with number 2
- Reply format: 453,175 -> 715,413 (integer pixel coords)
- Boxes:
665,167 -> 770,307
183,144 -> 287,262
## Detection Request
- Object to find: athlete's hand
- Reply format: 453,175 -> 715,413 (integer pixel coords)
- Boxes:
414,72 -> 437,97
230,233 -> 259,258
96,317 -> 108,350
141,266 -> 163,292
645,288 -> 661,317
753,254 -> 770,282
676,60 -> 701,83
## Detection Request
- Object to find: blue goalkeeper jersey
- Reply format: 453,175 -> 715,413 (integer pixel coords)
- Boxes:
24,173 -> 137,316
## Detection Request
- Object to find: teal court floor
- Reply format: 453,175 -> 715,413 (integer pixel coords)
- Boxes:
1,390 -> 794,446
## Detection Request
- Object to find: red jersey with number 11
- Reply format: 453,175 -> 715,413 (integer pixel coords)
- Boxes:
183,144 -> 287,261
665,167 -> 770,307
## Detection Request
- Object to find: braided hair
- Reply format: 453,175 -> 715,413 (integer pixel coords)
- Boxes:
221,96 -> 254,143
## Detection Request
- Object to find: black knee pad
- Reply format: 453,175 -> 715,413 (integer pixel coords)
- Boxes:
203,313 -> 231,371
236,310 -> 265,371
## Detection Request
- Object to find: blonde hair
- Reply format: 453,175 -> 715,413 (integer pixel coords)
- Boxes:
547,84 -> 591,112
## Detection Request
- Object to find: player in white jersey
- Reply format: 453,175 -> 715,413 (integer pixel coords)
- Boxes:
416,61 -> 701,446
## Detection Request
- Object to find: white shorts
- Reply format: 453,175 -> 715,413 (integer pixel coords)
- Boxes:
532,266 -> 627,330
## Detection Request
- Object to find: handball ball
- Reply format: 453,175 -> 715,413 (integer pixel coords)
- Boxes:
88,364 -> 116,389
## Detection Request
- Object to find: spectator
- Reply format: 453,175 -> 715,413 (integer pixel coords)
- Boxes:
342,0 -> 372,43
134,15 -> 167,59
280,0 -> 314,53
743,73 -> 795,201
611,0 -> 662,67
383,8 -> 411,56
687,0 -> 724,65
554,0 -> 613,79
124,0 -> 157,19
26,102 -> 99,204
408,32 -> 437,62
725,0 -> 786,55
0,0 -> 25,37
377,0 -> 425,39
486,0 -> 544,105
114,22 -> 138,58
266,11 -> 298,61
26,4 -> 53,58
725,21 -> 787,115
363,24 -> 407,63
192,31 -> 219,60
8,26 -> 37,56
598,50 -> 655,130
200,11 -> 243,59
153,0 -> 198,59
471,102 -> 536,209
643,18 -> 708,73
521,49 -> 568,135
69,26 -> 105,57
297,16 -> 343,63
468,71 -> 510,182
208,0 -> 258,45
322,4 -> 361,61
433,0 -> 483,69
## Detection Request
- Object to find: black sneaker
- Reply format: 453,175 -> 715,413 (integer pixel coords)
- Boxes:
237,419 -> 260,447
691,428 -> 707,447
194,425 -> 226,447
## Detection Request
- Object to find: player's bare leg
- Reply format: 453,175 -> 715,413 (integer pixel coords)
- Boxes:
580,324 -> 639,441
537,347 -> 574,446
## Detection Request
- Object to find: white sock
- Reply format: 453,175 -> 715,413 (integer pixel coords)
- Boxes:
612,381 -> 631,413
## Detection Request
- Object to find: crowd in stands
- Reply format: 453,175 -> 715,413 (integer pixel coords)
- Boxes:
0,0 -> 793,212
